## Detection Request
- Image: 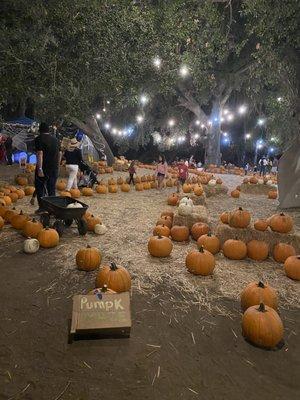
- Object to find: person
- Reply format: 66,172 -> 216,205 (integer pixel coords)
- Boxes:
267,158 -> 272,174
34,122 -> 62,213
177,159 -> 189,193
0,135 -> 6,164
128,160 -> 136,185
156,155 -> 167,190
271,158 -> 278,175
258,156 -> 268,176
4,135 -> 13,165
64,138 -> 82,191
244,162 -> 250,175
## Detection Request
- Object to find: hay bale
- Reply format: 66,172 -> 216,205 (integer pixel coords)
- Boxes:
177,193 -> 206,206
215,223 -> 300,253
239,183 -> 271,195
204,184 -> 228,197
173,205 -> 209,229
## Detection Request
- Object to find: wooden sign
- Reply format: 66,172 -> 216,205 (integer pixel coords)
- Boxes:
70,292 -> 131,339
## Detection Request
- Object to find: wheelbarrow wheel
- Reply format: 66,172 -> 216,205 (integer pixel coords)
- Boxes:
40,212 -> 50,228
64,219 -> 73,227
53,220 -> 65,237
77,218 -> 88,236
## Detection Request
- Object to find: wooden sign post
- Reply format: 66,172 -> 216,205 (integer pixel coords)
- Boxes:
70,292 -> 131,340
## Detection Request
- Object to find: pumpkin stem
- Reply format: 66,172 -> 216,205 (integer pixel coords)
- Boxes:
238,207 -> 243,210
198,246 -> 204,253
258,303 -> 266,312
258,281 -> 265,288
87,244 -> 91,248
101,285 -> 108,292
280,212 -> 285,216
110,262 -> 118,271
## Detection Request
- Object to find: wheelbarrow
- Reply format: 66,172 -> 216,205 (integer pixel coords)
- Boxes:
39,196 -> 89,236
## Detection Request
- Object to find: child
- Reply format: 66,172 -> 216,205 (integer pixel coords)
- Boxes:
128,160 -> 136,184
177,159 -> 189,193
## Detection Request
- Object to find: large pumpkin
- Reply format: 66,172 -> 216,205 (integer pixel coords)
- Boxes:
0,216 -> 4,230
22,218 -> 43,238
273,242 -> 296,263
254,219 -> 269,231
269,213 -> 293,233
223,239 -> 247,260
182,183 -> 192,193
153,225 -> 170,237
229,207 -> 251,229
70,188 -> 81,198
11,211 -> 30,230
241,281 -> 278,312
3,207 -> 17,223
247,240 -> 269,261
242,303 -> 284,349
170,225 -> 190,242
76,245 -> 101,271
185,247 -> 215,276
82,187 -> 94,196
167,193 -> 179,206
220,212 -> 229,224
197,233 -> 220,254
193,184 -> 204,196
37,228 -> 59,248
191,222 -> 210,241
95,262 -> 131,292
148,235 -> 173,257
284,256 -> 300,281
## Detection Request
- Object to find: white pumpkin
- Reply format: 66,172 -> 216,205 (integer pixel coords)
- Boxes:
67,202 -> 83,208
178,203 -> 193,216
257,179 -> 264,185
94,223 -> 108,235
179,197 -> 193,207
208,179 -> 216,187
266,180 -> 273,186
23,238 -> 40,254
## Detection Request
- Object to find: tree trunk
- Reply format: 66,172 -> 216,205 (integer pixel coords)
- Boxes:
71,116 -> 115,166
205,99 -> 222,165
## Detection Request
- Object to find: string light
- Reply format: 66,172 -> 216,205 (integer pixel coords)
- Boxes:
95,113 -> 101,120
153,56 -> 162,69
238,105 -> 247,114
179,65 -> 189,77
258,118 -> 265,125
270,147 -> 274,152
257,144 -> 263,149
112,128 -> 117,134
201,124 -> 205,129
208,120 -> 212,126
106,100 -> 110,104
168,119 -> 175,127
102,108 -> 106,112
195,120 -> 200,126
214,117 -> 218,122
140,94 -> 149,105
136,115 -> 144,123
104,122 -> 111,130
270,137 -> 275,142
245,133 -> 251,139
220,117 -> 225,122
223,109 -> 229,115
222,132 -> 228,137
194,133 -> 199,139
277,97 -> 282,102
227,114 -> 234,122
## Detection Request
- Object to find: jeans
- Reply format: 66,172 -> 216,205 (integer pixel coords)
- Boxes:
35,171 -> 58,208
128,173 -> 135,184
66,164 -> 79,190
259,165 -> 266,176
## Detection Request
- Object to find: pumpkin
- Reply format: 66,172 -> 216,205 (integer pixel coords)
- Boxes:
269,213 -> 293,233
24,186 -> 35,196
220,212 -> 229,224
15,189 -> 25,199
148,235 -> 173,257
121,183 -> 130,192
66,202 -> 83,208
76,245 -> 101,271
153,224 -> 170,237
193,184 -> 204,196
223,239 -> 247,260
0,205 -> 8,218
0,216 -> 4,230
170,225 -> 190,242
15,175 -> 28,186
95,262 -> 131,292
254,219 -> 269,231
37,228 -> 59,248
185,247 -> 215,276
8,192 -> 18,203
156,216 -> 172,229
191,222 -> 210,240
197,233 -> 220,254
94,223 -> 108,235
257,179 -> 264,185
247,240 -> 269,261
160,211 -> 174,220
284,255 -> 300,281
273,242 -> 296,263
117,177 -> 124,185
179,196 -> 193,207
2,195 -> 12,206
216,178 -> 222,185
23,238 -> 40,254
242,303 -> 283,349
151,181 -> 158,189
108,185 -> 118,193
208,179 -> 216,187
60,191 -> 71,197
230,189 -> 240,198
86,215 -> 102,231
167,193 -> 179,206
3,207 -> 17,223
229,207 -> 251,229
182,183 -> 192,193
241,281 -> 278,312
178,203 -> 193,216
56,180 -> 66,191
88,285 -> 116,295
11,211 -> 30,230
70,188 -> 81,198
135,183 -> 144,191
249,176 -> 258,184
82,187 -> 94,196
96,184 -> 108,194
22,218 -> 43,238
268,190 -> 278,199
166,179 -> 173,187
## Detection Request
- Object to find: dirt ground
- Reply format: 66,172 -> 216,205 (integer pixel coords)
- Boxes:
0,165 -> 300,400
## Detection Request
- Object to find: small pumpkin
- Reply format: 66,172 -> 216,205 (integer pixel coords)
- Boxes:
117,177 -> 124,185
156,216 -> 172,229
241,281 -> 278,312
95,262 -> 131,292
185,247 -> 215,276
88,285 -> 116,295
229,207 -> 251,229
191,222 -> 210,241
3,207 -> 17,223
70,188 -> 81,198
0,205 -> 8,218
82,187 -> 94,196
37,228 -> 59,248
153,224 -> 170,237
247,240 -> 269,261
16,189 -> 25,199
22,218 -> 43,238
56,180 -> 67,191
170,225 -> 190,242
148,235 -> 173,257
242,303 -> 284,349
15,175 -> 28,186
60,191 -> 71,197
273,242 -> 296,263
249,176 -> 258,184
94,223 -> 108,235
108,184 -> 118,193
223,239 -> 247,260
121,183 -> 130,192
193,184 -> 204,196
254,219 -> 269,231
197,233 -> 220,254
160,211 -> 174,220
135,183 -> 144,191
24,186 -> 35,196
167,193 -> 179,206
182,183 -> 192,193
96,184 -> 108,194
8,192 -> 18,203
86,215 -> 102,231
284,255 -> 300,281
269,213 -> 293,233
11,210 -> 30,230
208,179 -> 216,187
230,189 -> 240,198
220,211 -> 229,224
0,216 -> 4,230
76,245 -> 101,271
268,190 -> 278,199
23,238 -> 40,254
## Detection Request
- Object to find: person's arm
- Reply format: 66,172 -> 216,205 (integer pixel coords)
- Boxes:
37,151 -> 44,177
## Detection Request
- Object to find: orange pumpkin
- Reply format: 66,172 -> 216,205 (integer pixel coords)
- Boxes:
229,207 -> 251,229
108,185 -> 118,193
268,190 -> 278,199
153,224 -> 170,237
193,184 -> 204,196
121,183 -> 130,192
24,186 -> 35,196
8,192 -> 18,203
16,189 -> 25,199
284,256 -> 300,281
11,210 -> 30,230
249,176 -> 258,184
167,193 -> 179,206
76,245 -> 101,271
82,187 -> 94,196
60,191 -> 71,197
0,205 -> 8,218
96,185 -> 108,194
254,219 -> 269,231
247,240 -> 269,261
170,225 -> 190,242
223,239 -> 247,260
95,262 -> 131,292
230,189 -> 240,198
37,228 -> 59,248
190,222 -> 210,240
182,183 -> 192,193
269,213 -> 293,233
148,235 -> 173,257
56,180 -> 66,191
70,188 -> 81,198
86,215 -> 102,231
273,243 -> 296,263
15,175 -> 28,186
0,216 -> 4,230
197,233 -> 220,254
220,211 -> 230,224
160,211 -> 174,220
241,281 -> 278,312
185,247 -> 215,276
135,183 -> 144,191
3,207 -> 17,223
22,218 -> 43,238
156,216 -> 172,229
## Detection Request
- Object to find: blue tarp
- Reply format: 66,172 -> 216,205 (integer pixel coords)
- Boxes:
7,117 -> 35,126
